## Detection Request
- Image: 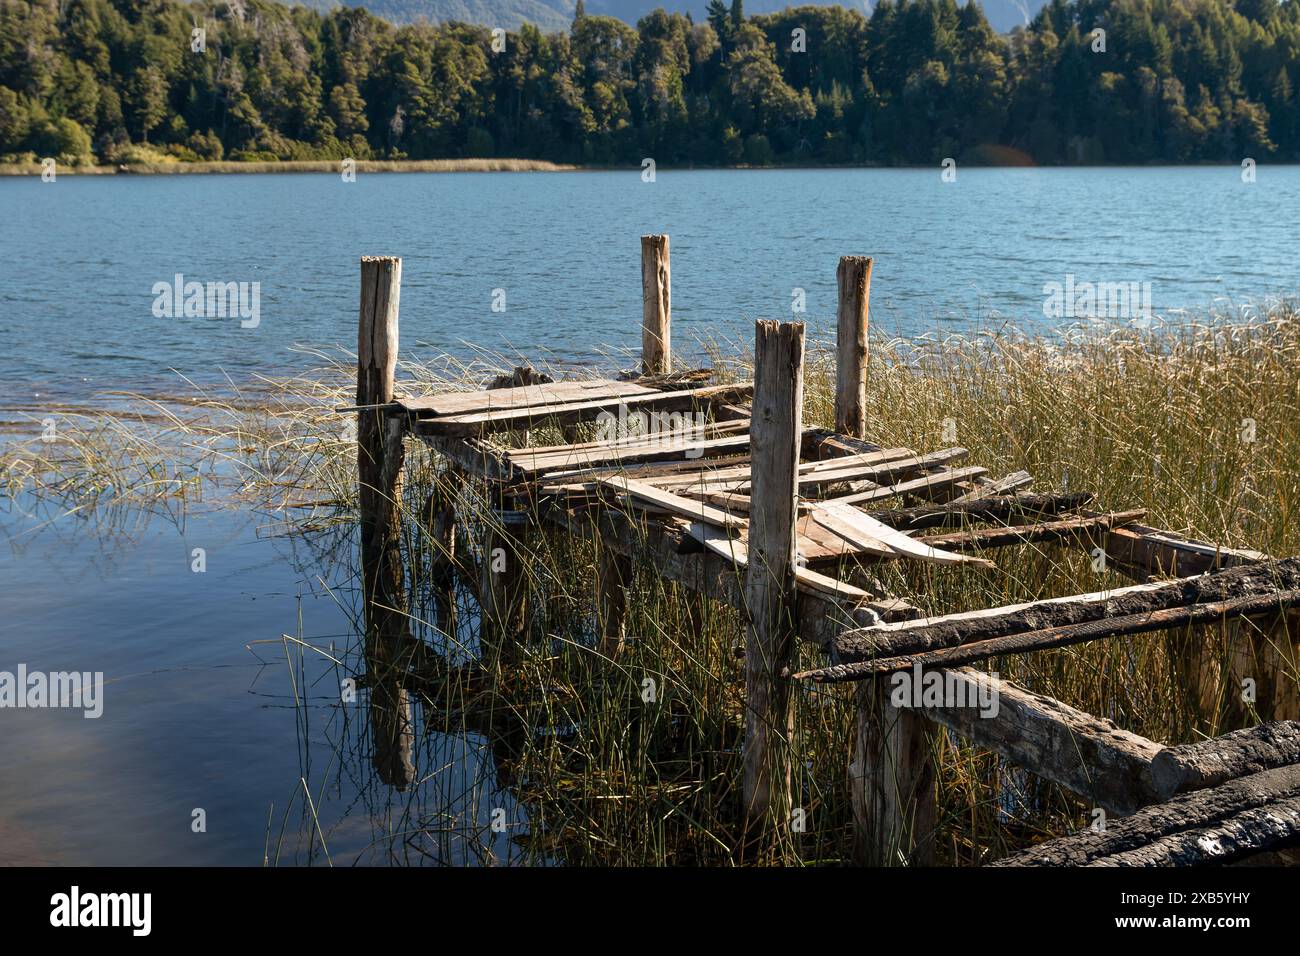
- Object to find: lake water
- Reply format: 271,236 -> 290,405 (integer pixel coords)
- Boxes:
2,167 -> 1298,406
1,167 -> 1298,865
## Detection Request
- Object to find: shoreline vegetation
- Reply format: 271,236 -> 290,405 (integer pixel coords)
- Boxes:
3,0 -> 1297,175
3,309 -> 1297,864
0,158 -> 576,176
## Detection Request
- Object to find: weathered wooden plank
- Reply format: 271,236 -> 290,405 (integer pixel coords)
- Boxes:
397,379 -> 657,417
809,500 -> 996,568
827,466 -> 990,506
516,416 -> 748,457
916,509 -> 1147,551
867,491 -> 1096,531
995,761 -> 1300,866
600,475 -> 747,530
1097,518 -> 1268,579
689,521 -> 909,613
947,470 -> 1033,502
415,382 -> 754,437
802,589 -> 1300,681
510,432 -> 752,475
1148,721 -> 1300,800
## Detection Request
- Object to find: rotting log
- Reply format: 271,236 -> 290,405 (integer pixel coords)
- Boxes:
357,254 -> 414,790
995,761 -> 1300,866
742,319 -> 804,833
835,255 -> 872,438
1148,721 -> 1300,800
641,234 -> 671,375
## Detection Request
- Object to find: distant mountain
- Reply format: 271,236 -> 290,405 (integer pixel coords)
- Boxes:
291,0 -> 1047,36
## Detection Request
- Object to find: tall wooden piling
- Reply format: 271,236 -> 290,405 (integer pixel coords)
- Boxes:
597,546 -> 634,656
641,234 -> 671,375
742,319 -> 804,834
835,256 -> 872,438
357,255 -> 414,789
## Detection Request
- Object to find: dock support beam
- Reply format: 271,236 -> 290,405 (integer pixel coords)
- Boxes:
357,254 -> 414,789
597,546 -> 634,657
851,680 -> 937,865
835,255 -> 872,438
742,319 -> 804,839
641,234 -> 671,375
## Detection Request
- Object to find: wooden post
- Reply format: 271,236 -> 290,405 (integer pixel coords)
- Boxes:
742,319 -> 804,834
641,234 -> 671,375
597,546 -> 634,656
357,255 -> 414,789
850,680 -> 938,865
835,255 -> 872,438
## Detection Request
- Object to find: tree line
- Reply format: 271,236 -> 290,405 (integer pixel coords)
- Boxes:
1,0 -> 1296,167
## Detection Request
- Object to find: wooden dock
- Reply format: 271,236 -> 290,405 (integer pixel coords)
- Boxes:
348,243 -> 1300,865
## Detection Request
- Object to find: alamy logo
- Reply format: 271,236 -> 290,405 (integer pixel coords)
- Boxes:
151,274 -> 261,328
889,664 -> 1000,718
0,664 -> 103,718
1042,274 -> 1152,321
50,886 -> 151,936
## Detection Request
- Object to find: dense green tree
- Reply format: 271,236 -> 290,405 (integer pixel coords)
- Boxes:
1,0 -> 1298,166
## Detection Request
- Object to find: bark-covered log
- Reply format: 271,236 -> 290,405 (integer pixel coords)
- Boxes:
830,557 -> 1300,663
995,761 -> 1300,866
1148,721 -> 1300,800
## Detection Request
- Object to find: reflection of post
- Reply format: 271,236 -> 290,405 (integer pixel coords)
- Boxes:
357,255 -> 414,789
742,319 -> 803,837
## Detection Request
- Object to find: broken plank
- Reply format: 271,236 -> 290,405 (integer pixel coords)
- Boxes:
510,432 -> 752,475
827,466 -> 989,507
809,500 -> 995,568
916,509 -> 1146,551
947,470 -> 1033,503
867,492 -> 1096,531
600,476 -> 747,530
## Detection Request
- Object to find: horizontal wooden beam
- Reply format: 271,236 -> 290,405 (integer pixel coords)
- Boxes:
1148,721 -> 1300,800
800,589 -> 1300,680
891,667 -> 1164,816
824,557 -> 1300,665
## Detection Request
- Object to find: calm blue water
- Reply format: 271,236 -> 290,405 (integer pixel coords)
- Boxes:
2,167 -> 1298,865
2,167 -> 1298,405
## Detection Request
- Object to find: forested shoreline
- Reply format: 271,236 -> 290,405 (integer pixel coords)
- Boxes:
1,0 -> 1297,168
